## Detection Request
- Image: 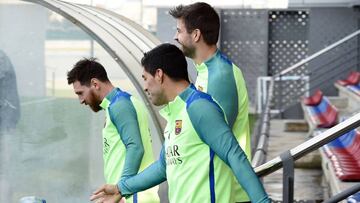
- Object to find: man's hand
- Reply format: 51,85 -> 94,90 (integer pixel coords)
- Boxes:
90,184 -> 122,203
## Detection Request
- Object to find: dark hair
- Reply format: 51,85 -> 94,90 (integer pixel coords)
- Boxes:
141,43 -> 189,82
67,58 -> 109,86
169,2 -> 220,45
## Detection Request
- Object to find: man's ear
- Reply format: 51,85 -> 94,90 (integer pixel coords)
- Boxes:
90,78 -> 100,89
193,29 -> 201,43
155,68 -> 164,83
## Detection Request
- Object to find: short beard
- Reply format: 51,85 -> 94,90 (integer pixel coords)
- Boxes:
182,45 -> 196,59
89,90 -> 102,112
151,92 -> 167,106
90,104 -> 102,112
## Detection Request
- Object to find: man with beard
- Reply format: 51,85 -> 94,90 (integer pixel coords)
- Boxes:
89,43 -> 269,203
67,58 -> 159,203
169,3 -> 252,202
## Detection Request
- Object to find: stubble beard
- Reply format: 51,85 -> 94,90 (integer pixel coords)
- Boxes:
89,90 -> 102,112
182,46 -> 195,59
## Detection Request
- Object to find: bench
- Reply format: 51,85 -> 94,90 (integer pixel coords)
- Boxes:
336,71 -> 360,86
346,84 -> 360,96
322,129 -> 360,181
336,71 -> 360,99
301,91 -> 338,133
335,83 -> 360,112
321,129 -> 360,201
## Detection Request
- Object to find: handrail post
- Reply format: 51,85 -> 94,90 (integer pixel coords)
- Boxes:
358,33 -> 360,72
279,74 -> 283,119
280,150 -> 294,203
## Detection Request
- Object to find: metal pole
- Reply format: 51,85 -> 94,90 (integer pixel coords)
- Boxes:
52,70 -> 55,96
279,74 -> 283,119
280,150 -> 294,203
323,183 -> 360,203
90,0 -> 94,57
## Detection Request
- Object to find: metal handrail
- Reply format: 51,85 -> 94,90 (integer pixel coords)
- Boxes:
252,78 -> 274,167
274,29 -> 360,78
253,29 -> 360,173
323,183 -> 360,203
254,112 -> 360,177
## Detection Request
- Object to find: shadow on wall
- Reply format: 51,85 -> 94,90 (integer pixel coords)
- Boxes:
0,50 -> 20,132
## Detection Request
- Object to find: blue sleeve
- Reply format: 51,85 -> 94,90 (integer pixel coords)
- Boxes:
207,64 -> 238,127
109,98 -> 144,180
117,146 -> 167,197
187,99 -> 269,203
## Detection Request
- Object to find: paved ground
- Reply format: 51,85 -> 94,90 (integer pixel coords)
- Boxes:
263,119 -> 325,202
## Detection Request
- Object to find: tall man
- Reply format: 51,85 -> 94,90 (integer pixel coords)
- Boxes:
67,58 -> 159,203
170,3 -> 252,202
90,44 -> 269,203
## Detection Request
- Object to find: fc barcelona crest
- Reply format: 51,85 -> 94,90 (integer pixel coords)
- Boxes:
175,120 -> 182,135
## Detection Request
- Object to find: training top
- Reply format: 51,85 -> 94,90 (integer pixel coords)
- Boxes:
99,88 -> 159,203
118,85 -> 269,203
195,49 -> 251,201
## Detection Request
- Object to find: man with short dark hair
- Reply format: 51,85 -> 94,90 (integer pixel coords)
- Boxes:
67,58 -> 159,203
90,43 -> 269,203
170,3 -> 252,202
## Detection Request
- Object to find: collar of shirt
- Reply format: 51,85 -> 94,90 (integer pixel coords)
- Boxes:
194,49 -> 220,72
159,84 -> 195,121
99,87 -> 118,109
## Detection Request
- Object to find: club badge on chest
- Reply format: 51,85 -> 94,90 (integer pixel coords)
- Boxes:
175,120 -> 182,135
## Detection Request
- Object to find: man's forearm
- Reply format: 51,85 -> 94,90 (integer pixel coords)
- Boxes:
118,159 -> 166,197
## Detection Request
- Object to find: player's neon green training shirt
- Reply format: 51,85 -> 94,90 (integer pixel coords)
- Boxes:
118,85 -> 269,203
195,49 -> 251,202
99,88 -> 159,203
